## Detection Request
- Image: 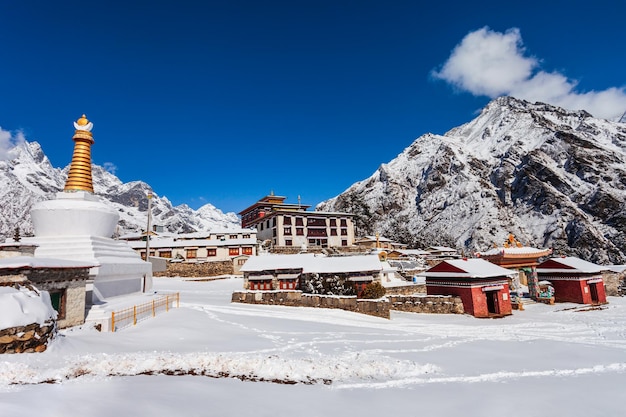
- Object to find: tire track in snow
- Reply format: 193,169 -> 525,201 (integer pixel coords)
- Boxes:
334,362 -> 626,389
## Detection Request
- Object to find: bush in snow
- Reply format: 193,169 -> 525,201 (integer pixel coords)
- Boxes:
362,282 -> 386,299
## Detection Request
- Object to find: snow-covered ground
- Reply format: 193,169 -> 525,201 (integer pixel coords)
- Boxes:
2,276 -> 626,416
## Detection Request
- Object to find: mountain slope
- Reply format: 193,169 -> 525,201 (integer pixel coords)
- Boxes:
0,140 -> 240,240
318,97 -> 626,264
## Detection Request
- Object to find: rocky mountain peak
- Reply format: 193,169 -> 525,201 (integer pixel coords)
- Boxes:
318,96 -> 626,264
0,140 -> 240,240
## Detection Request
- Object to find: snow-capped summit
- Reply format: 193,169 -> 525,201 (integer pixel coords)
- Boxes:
0,139 -> 240,240
318,96 -> 626,264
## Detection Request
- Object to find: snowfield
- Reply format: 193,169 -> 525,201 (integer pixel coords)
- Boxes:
2,276 -> 626,416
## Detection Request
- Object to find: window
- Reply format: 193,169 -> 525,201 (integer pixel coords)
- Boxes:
159,250 -> 172,258
330,228 -> 337,236
242,247 -> 253,255
238,259 -> 247,266
296,228 -> 304,236
272,218 -> 276,227
229,247 -> 240,256
272,229 -> 277,237
207,248 -> 217,256
341,228 -> 348,236
307,228 -> 327,237
284,227 -> 292,235
307,217 -> 327,227
243,234 -> 250,239
49,290 -> 66,319
340,219 -> 347,227
283,216 -> 292,225
279,280 -> 297,290
229,235 -> 238,239
295,217 -> 304,226
342,240 -> 348,247
250,279 -> 272,291
329,218 -> 337,226
285,239 -> 292,246
186,249 -> 197,259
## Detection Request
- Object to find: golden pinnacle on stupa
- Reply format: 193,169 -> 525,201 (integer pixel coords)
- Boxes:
64,114 -> 95,193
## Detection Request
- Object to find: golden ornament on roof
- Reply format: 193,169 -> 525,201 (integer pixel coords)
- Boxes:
76,114 -> 89,126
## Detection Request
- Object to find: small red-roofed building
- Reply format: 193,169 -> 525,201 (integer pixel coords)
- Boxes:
536,257 -> 609,305
422,258 -> 516,318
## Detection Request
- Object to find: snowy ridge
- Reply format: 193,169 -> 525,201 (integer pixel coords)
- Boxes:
319,97 -> 626,263
0,140 -> 240,239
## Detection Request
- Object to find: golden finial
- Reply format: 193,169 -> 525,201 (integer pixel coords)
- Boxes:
76,114 -> 89,126
64,114 -> 95,193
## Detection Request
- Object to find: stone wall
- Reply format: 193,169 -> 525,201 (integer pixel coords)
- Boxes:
0,321 -> 56,354
384,284 -> 426,296
603,271 -> 626,296
27,268 -> 88,329
231,291 -> 390,319
154,260 -> 233,277
232,290 -> 465,317
387,295 -> 464,314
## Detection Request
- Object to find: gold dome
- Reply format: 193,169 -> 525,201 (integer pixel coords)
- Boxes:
76,114 -> 89,126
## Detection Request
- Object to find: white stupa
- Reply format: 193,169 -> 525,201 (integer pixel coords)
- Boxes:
26,115 -> 152,305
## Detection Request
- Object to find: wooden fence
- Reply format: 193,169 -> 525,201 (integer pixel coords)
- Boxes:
110,292 -> 180,332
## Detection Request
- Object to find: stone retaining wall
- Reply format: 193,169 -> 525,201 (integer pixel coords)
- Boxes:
154,260 -> 233,277
0,321 -> 56,354
232,291 -> 465,318
384,284 -> 426,296
387,295 -> 464,314
231,291 -> 390,319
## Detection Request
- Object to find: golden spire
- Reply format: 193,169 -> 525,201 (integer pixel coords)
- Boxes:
64,114 -> 95,193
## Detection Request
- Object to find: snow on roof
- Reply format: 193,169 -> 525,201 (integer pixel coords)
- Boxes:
428,246 -> 457,252
537,257 -> 609,274
0,241 -> 38,248
240,254 -> 383,274
392,249 -> 430,256
422,258 -> 517,278
0,286 -> 57,330
608,265 -> 626,273
479,246 -> 551,256
357,235 -> 393,242
0,256 -> 98,270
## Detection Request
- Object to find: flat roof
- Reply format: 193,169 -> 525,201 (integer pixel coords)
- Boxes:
240,253 -> 382,274
0,256 -> 98,270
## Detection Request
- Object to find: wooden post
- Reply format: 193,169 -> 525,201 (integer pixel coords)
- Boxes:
133,305 -> 137,325
152,300 -> 156,316
111,311 -> 116,332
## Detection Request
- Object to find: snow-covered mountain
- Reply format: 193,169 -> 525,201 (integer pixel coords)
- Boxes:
0,140 -> 240,240
318,97 -> 626,264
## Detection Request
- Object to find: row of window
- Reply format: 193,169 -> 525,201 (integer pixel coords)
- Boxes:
260,216 -> 349,230
144,247 -> 253,259
249,279 -> 297,291
283,239 -> 348,247
281,227 -> 349,236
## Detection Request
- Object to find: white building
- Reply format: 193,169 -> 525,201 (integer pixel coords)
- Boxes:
121,229 -> 258,273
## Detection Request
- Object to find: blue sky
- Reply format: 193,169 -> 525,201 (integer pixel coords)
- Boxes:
1,1 -> 625,214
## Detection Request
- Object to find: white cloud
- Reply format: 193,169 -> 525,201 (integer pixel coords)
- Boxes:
432,27 -> 626,120
0,127 -> 25,161
103,162 -> 118,175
